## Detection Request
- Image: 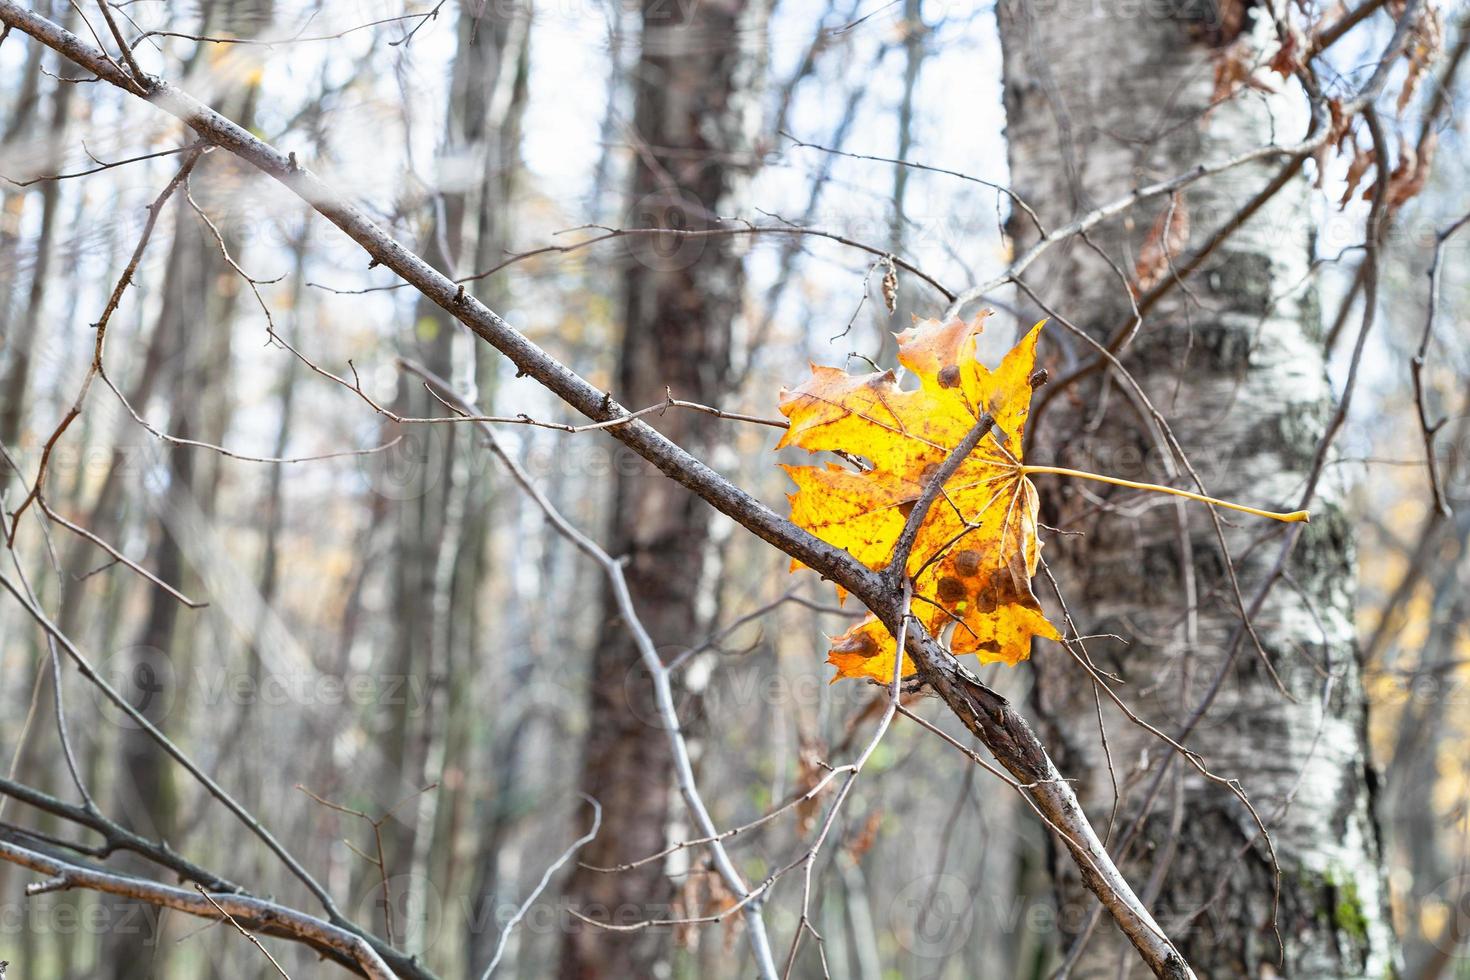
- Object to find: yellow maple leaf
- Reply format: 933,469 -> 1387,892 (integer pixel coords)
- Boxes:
777,313 -> 1061,682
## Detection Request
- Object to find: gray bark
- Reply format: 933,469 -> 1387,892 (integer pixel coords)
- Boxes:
995,3 -> 1396,977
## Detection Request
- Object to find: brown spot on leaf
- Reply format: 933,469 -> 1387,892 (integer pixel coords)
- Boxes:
936,577 -> 966,603
834,629 -> 880,658
779,317 -> 1061,680
970,592 -> 999,615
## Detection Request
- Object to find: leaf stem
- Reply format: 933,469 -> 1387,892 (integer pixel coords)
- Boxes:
1019,466 -> 1310,524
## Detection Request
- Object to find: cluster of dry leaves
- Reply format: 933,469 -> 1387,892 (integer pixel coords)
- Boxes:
1209,0 -> 1444,212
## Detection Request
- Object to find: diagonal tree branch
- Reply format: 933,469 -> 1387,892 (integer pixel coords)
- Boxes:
0,5 -> 1192,974
0,0 -> 876,599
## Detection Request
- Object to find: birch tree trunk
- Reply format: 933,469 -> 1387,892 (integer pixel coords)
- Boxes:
994,4 -> 1396,977
560,1 -> 769,975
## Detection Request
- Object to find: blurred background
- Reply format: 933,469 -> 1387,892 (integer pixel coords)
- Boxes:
0,1 -> 1468,977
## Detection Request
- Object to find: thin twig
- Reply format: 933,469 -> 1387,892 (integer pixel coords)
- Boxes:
0,838 -> 389,978
194,884 -> 293,979
481,795 -> 602,979
7,145 -> 204,542
1409,209 -> 1470,517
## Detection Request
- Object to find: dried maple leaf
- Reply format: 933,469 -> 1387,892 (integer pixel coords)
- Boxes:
1133,193 -> 1190,292
880,255 -> 898,315
1371,133 -> 1435,212
777,313 -> 1061,682
671,872 -> 739,952
844,809 -> 883,862
795,734 -> 827,834
1397,4 -> 1443,114
1339,144 -> 1376,209
1268,26 -> 1303,79
1209,37 -> 1277,110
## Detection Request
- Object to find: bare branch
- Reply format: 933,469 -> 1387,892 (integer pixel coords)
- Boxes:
482,795 -> 602,979
6,144 -> 203,541
310,221 -> 956,303
1,138 -> 201,186
1409,208 -> 1470,517
0,838 -> 390,979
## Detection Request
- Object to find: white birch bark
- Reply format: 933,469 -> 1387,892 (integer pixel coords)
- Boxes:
994,4 -> 1397,976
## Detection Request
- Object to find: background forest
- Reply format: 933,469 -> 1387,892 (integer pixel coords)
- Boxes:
0,1 -> 1468,978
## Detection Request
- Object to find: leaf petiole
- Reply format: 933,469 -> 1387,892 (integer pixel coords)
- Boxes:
1019,465 -> 1310,524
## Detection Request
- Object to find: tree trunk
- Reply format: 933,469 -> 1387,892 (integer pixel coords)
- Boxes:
560,1 -> 769,975
0,59 -> 72,456
452,11 -> 532,977
380,4 -> 520,922
995,4 -> 1397,977
101,155 -> 239,980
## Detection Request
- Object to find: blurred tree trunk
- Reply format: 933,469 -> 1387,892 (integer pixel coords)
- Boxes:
97,5 -> 257,969
996,4 -> 1396,976
373,8 -> 527,969
454,16 -> 532,978
0,9 -> 76,939
381,0 -> 513,894
1388,502 -> 1470,980
883,0 -> 925,361
101,144 -> 245,980
419,9 -> 532,978
0,58 -> 72,458
560,1 -> 770,975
